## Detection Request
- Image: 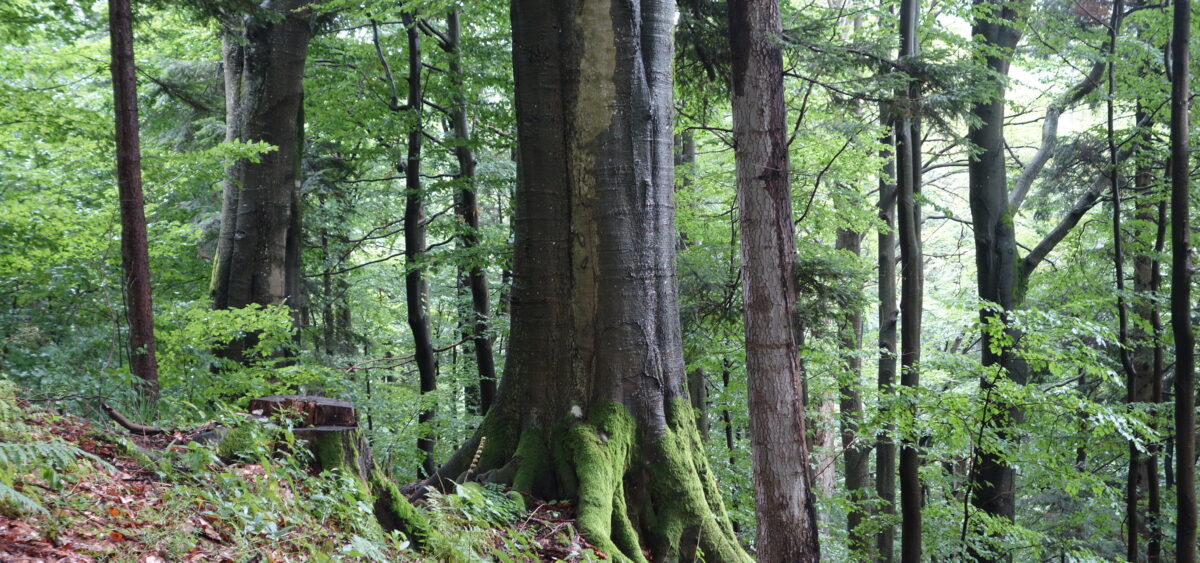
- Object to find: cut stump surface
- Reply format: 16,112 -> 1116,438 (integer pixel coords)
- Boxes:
248,395 -> 357,428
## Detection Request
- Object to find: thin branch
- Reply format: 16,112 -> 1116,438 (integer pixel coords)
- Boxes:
314,251 -> 406,277
417,18 -> 451,51
371,19 -> 407,112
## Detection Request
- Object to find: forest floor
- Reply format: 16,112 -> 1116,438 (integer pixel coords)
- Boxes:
0,395 -> 603,562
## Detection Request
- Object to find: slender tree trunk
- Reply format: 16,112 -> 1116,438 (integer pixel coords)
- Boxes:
1103,4 -> 1139,559
896,0 -> 922,558
400,15 -> 438,480
1132,111 -> 1160,559
836,228 -> 870,554
108,0 -> 159,404
421,1 -> 749,559
447,10 -> 497,414
1169,0 -> 1197,557
728,0 -> 820,558
212,0 -> 312,362
877,111 -> 899,563
1148,195 -> 1166,562
722,361 -> 737,469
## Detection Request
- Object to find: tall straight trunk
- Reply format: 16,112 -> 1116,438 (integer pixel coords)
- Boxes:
728,0 -> 820,558
1132,109 -> 1159,558
836,228 -> 870,554
896,0 -> 922,558
447,10 -> 498,414
421,1 -> 748,559
1148,196 -> 1167,562
1103,4 -> 1140,558
1169,0 -> 1197,557
401,15 -> 438,479
876,113 -> 899,562
212,0 -> 312,361
965,0 -> 1024,544
108,0 -> 159,404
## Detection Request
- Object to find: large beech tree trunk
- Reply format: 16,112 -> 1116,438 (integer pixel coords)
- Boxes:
422,1 -> 748,561
211,0 -> 312,361
1169,0 -> 1197,557
728,0 -> 821,559
108,0 -> 159,403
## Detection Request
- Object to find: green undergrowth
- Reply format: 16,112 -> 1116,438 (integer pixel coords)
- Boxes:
0,378 -> 592,561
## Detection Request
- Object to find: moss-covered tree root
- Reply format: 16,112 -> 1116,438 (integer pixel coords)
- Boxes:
426,401 -> 749,562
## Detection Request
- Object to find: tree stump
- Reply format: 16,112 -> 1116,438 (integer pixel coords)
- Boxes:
245,395 -> 429,547
249,395 -> 358,427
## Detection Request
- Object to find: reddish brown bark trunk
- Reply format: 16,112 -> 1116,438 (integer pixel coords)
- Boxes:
728,0 -> 821,558
108,0 -> 159,404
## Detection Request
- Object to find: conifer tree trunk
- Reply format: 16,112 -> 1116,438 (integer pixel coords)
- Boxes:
422,1 -> 749,559
108,0 -> 159,404
728,0 -> 821,558
1169,0 -> 1196,557
212,0 -> 313,361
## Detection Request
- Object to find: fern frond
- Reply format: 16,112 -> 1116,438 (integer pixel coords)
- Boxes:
0,480 -> 46,514
0,441 -> 113,471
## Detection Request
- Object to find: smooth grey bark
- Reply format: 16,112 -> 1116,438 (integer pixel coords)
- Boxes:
964,8 -> 1127,547
728,0 -> 821,559
964,0 -> 1024,545
1169,0 -> 1197,556
108,0 -> 159,404
398,15 -> 438,480
446,10 -> 498,414
1102,4 -> 1139,559
212,0 -> 313,361
896,0 -> 922,558
877,114 -> 899,562
420,1 -> 748,560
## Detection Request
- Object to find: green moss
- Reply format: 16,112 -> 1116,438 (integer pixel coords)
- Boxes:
474,412 -> 519,473
370,467 -> 430,549
610,480 -> 642,559
311,432 -> 349,470
511,429 -> 549,494
216,424 -> 258,459
551,423 -> 579,498
566,402 -> 645,563
644,400 -> 750,563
